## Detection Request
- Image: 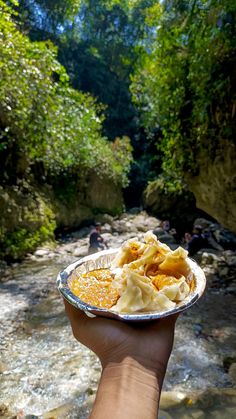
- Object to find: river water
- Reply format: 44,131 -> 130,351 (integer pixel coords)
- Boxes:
0,226 -> 236,418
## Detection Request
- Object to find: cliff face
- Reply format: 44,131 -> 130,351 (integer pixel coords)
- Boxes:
186,141 -> 236,234
0,173 -> 124,260
142,179 -> 206,231
54,174 -> 124,228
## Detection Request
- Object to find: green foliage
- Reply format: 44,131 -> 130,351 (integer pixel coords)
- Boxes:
147,174 -> 187,196
0,0 -> 132,186
0,0 -> 134,259
0,185 -> 56,260
17,0 -> 157,140
2,223 -> 55,260
131,0 -> 236,176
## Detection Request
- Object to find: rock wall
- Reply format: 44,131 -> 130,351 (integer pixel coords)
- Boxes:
0,185 -> 56,259
0,173 -> 124,259
142,179 -> 208,230
186,141 -> 236,234
54,174 -> 124,228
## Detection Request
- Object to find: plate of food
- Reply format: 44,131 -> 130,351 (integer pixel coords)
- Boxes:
57,231 -> 206,321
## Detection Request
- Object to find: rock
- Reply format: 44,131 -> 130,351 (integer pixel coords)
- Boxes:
224,252 -> 236,266
209,407 -> 236,419
158,410 -> 173,419
143,177 -> 204,227
194,218 -> 212,230
73,246 -> 88,258
229,363 -> 236,385
0,184 -> 55,260
110,211 -> 161,234
226,286 -> 236,295
223,356 -> 236,372
200,251 -> 221,265
0,404 -> 13,418
43,402 -> 75,418
175,410 -> 205,419
194,388 -> 236,409
55,175 -> 124,230
96,213 -> 114,224
128,207 -> 143,215
186,141 -> 236,234
160,391 -> 187,409
0,261 -> 7,275
220,388 -> 236,404
218,266 -> 229,276
0,361 -> 7,373
193,323 -> 203,337
86,387 -> 95,396
34,249 -> 50,257
102,223 -> 112,233
71,227 -> 91,239
190,410 -> 205,419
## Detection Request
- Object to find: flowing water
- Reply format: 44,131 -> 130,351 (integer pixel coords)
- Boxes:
0,231 -> 236,418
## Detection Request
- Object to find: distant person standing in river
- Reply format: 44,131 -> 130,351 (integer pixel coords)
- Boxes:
88,223 -> 108,254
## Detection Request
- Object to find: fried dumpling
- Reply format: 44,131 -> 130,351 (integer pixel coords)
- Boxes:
73,231 -> 195,313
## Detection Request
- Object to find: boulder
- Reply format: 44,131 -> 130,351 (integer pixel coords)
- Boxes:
0,184 -> 55,260
229,363 -> 236,385
54,174 -> 124,229
187,141 -> 236,234
143,178 -> 207,230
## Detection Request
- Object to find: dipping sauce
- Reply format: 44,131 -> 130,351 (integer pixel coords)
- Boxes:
70,268 -> 119,309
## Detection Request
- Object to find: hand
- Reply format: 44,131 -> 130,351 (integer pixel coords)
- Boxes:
64,299 -> 177,375
64,300 -> 178,419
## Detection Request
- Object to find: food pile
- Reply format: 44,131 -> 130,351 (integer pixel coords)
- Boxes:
70,231 -> 195,313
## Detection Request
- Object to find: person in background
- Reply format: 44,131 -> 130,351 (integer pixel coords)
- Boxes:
162,220 -> 170,233
187,225 -> 207,256
64,299 -> 178,419
182,231 -> 192,248
88,222 -> 108,254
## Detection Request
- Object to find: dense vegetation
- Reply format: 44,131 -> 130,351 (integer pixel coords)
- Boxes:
0,0 -> 132,259
0,0 -> 132,186
0,0 -> 235,259
131,0 -> 236,179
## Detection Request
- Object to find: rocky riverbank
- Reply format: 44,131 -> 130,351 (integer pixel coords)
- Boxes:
0,211 -> 236,418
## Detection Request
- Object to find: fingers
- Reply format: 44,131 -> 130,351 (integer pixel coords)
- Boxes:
63,298 -> 91,341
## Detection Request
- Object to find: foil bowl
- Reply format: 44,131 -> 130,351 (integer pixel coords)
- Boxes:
57,248 -> 206,322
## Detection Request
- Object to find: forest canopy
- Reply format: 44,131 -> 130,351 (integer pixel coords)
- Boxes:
0,0 -> 132,187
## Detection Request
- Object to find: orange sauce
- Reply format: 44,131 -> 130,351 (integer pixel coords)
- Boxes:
70,268 -> 119,309
151,274 -> 180,290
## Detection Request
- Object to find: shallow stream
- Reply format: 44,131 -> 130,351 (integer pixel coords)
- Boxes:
0,230 -> 236,418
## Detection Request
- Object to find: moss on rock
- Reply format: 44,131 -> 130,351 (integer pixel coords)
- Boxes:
0,184 -> 55,260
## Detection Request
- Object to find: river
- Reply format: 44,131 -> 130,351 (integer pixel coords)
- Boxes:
1,215 -> 236,418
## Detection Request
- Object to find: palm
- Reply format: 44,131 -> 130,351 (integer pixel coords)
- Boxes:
64,300 -> 177,369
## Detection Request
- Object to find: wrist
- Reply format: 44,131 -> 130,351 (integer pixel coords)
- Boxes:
100,350 -> 167,384
102,355 -> 166,389
90,356 -> 162,419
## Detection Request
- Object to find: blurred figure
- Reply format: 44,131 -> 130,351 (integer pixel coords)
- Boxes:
162,220 -> 170,232
88,223 -> 108,254
183,232 -> 192,247
187,225 -> 207,256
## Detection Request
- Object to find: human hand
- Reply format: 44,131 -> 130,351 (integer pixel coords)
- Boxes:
64,299 -> 178,377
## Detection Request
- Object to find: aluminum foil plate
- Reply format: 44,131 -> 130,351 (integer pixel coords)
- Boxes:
57,248 -> 206,322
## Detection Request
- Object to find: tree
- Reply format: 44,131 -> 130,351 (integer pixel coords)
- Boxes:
131,0 -> 236,178
0,0 -> 132,186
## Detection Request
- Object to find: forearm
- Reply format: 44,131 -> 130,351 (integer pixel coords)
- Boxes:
89,356 -> 164,419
